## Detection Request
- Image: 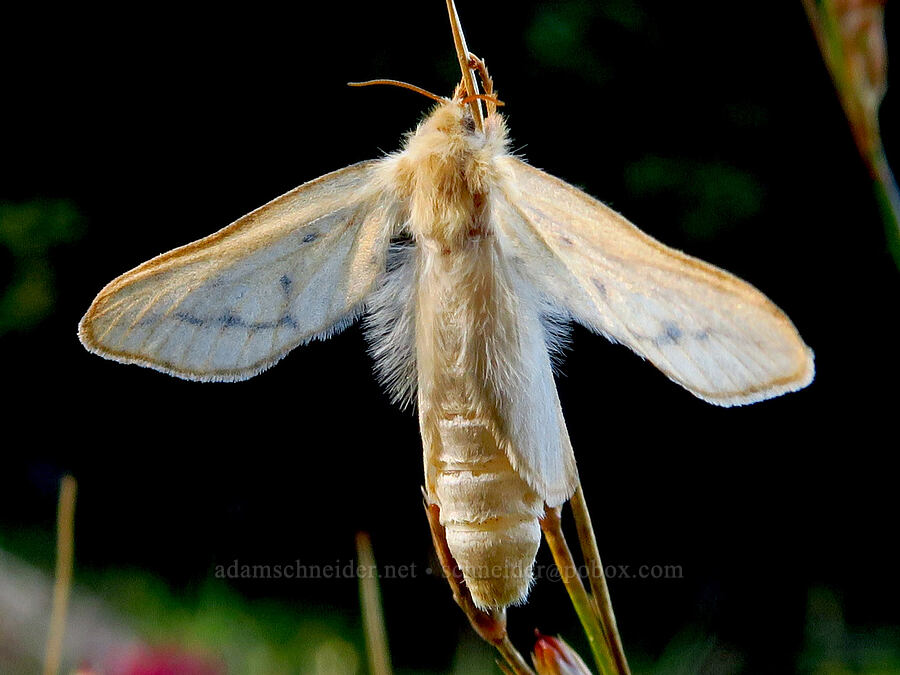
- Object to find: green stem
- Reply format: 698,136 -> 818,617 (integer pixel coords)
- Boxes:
870,149 -> 900,269
570,485 -> 631,675
541,505 -> 618,675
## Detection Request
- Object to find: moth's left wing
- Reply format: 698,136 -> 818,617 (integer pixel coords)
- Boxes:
79,160 -> 393,381
495,156 -> 814,406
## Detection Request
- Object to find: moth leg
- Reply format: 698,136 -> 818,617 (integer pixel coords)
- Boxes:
467,53 -> 497,115
453,80 -> 468,103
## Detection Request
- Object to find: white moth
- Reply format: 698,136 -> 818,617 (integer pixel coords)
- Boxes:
79,63 -> 814,611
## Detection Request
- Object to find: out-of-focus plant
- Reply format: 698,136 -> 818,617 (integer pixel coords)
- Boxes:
799,587 -> 900,673
43,476 -> 77,675
802,0 -> 900,267
624,157 -> 765,240
356,532 -> 393,675
526,0 -> 646,83
103,646 -> 225,675
0,200 -> 82,334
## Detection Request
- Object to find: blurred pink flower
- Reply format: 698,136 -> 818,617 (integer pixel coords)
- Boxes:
103,645 -> 225,675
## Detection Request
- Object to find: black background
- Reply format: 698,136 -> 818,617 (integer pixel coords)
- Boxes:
2,1 -> 898,672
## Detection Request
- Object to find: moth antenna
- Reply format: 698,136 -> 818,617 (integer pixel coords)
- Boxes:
348,79 -> 448,104
446,0 -> 485,131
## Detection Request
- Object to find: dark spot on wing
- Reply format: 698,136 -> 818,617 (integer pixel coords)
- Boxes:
247,315 -> 299,331
174,312 -> 205,326
592,279 -> 607,298
302,232 -> 319,244
277,315 -> 299,330
695,329 -> 710,341
280,275 -> 292,295
558,234 -> 574,246
657,321 -> 683,345
173,311 -> 298,332
135,312 -> 160,327
219,313 -> 246,328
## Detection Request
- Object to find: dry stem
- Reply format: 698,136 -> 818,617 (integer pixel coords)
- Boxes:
43,475 -> 77,675
446,0 -> 485,131
356,532 -> 393,675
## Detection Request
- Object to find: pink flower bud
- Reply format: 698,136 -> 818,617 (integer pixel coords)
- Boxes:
532,632 -> 593,675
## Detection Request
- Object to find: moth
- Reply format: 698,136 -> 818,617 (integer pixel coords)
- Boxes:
79,45 -> 814,612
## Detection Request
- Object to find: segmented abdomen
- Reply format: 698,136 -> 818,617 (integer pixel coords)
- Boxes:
430,413 -> 543,609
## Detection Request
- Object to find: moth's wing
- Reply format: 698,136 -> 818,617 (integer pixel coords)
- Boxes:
79,160 -> 393,381
503,377 -> 578,507
498,280 -> 578,506
495,156 -> 814,406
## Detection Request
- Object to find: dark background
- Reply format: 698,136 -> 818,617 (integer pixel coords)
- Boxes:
2,1 -> 898,672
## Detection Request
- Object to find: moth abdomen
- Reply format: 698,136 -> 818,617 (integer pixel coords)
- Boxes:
430,415 -> 544,609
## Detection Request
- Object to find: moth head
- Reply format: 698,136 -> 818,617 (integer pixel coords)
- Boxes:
414,92 -> 507,145
416,101 -> 475,138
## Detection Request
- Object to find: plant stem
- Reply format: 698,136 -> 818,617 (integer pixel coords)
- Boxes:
445,0 -> 484,131
43,475 -> 77,675
356,532 -> 393,675
570,485 -> 631,675
540,505 -> 618,675
801,0 -> 900,269
497,634 -> 538,675
869,147 -> 900,267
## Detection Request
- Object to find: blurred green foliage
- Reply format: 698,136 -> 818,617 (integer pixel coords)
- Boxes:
634,628 -> 740,675
89,571 -> 364,674
625,156 -> 765,239
4,514 -> 900,673
527,2 -> 607,78
0,200 -> 82,334
526,0 -> 645,78
69,567 -> 498,674
800,588 -> 900,675
86,576 -> 900,674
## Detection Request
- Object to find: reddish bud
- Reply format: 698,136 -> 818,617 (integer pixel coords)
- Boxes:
532,632 -> 593,675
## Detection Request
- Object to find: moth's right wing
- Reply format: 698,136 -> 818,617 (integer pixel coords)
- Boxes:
79,160 -> 394,381
495,156 -> 814,406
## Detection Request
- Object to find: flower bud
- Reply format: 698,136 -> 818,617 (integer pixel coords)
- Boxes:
532,633 -> 593,675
